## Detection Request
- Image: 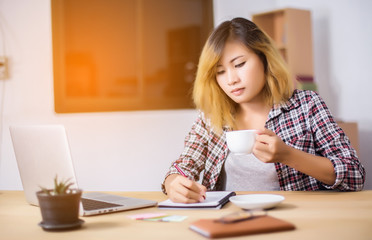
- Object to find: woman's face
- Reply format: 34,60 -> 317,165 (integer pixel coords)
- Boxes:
216,39 -> 266,106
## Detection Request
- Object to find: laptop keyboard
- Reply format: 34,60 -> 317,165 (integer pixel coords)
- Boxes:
81,198 -> 123,211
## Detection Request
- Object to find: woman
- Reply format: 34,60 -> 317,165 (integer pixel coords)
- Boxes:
162,17 -> 365,203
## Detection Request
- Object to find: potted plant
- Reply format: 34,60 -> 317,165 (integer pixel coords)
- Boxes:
36,176 -> 84,231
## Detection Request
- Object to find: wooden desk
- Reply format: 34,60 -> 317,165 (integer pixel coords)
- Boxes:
1,191 -> 371,240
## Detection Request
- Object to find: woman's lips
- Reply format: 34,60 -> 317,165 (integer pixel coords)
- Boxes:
231,88 -> 244,96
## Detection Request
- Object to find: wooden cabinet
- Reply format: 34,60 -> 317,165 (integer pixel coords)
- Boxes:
253,9 -> 359,155
252,8 -> 314,88
337,122 -> 359,155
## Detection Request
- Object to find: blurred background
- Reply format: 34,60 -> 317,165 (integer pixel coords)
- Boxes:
0,0 -> 371,191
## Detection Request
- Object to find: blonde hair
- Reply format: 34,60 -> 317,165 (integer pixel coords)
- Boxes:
193,17 -> 293,134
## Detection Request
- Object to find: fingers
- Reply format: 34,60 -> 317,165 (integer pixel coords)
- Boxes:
175,177 -> 206,202
253,128 -> 277,162
253,128 -> 289,163
256,128 -> 275,144
256,128 -> 275,136
167,175 -> 206,203
196,182 -> 207,201
197,182 -> 207,196
252,145 -> 272,163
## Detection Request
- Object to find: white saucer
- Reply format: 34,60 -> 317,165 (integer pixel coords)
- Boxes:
229,194 -> 285,210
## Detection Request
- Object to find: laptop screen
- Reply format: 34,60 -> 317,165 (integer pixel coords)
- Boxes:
10,125 -> 79,206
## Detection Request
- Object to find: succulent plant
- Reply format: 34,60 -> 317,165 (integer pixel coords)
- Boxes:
40,175 -> 75,195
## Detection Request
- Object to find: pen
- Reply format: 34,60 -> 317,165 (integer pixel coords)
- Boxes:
173,163 -> 187,177
173,163 -> 206,200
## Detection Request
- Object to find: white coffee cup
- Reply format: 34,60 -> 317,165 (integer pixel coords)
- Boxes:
226,130 -> 258,155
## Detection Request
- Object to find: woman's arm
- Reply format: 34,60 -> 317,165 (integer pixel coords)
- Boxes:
255,91 -> 365,191
161,112 -> 210,202
253,128 -> 336,185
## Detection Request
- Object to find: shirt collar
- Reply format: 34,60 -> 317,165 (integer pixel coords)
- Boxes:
223,90 -> 299,129
268,90 -> 299,120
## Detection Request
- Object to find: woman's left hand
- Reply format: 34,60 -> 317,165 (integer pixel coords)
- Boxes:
252,128 -> 291,164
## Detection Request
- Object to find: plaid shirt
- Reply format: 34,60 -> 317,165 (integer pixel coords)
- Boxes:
163,90 -> 365,192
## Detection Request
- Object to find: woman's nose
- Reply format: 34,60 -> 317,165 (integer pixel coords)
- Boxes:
227,70 -> 239,85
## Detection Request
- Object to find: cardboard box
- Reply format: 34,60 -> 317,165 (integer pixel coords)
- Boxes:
337,122 -> 359,155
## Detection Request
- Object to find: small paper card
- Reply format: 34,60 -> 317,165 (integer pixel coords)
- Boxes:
127,212 -> 188,222
127,213 -> 168,220
144,215 -> 188,222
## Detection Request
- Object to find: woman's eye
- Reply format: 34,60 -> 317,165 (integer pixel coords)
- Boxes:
216,70 -> 225,75
235,62 -> 246,68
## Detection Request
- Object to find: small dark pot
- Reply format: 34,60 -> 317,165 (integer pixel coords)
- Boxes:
36,189 -> 82,230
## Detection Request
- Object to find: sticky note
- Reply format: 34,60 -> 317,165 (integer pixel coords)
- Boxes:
127,213 -> 168,220
159,215 -> 188,222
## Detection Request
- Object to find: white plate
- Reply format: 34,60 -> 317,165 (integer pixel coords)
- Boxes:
229,194 -> 285,210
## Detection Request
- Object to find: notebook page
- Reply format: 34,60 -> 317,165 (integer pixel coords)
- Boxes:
158,191 -> 235,208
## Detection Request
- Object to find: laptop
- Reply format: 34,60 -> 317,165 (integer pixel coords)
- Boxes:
9,124 -> 157,216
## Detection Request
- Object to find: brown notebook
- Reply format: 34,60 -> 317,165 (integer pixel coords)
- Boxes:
189,215 -> 295,238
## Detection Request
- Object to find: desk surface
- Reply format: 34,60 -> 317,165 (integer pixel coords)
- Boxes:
1,191 -> 371,240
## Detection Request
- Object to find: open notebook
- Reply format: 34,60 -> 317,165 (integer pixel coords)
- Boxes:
158,191 -> 236,209
10,125 -> 157,216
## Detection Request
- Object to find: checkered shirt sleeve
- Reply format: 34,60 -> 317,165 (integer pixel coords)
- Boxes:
161,112 -> 227,193
268,90 -> 365,191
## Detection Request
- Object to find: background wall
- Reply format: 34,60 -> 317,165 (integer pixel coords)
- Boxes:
0,0 -> 371,191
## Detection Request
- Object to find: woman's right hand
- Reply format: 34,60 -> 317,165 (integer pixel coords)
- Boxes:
164,174 -> 207,203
